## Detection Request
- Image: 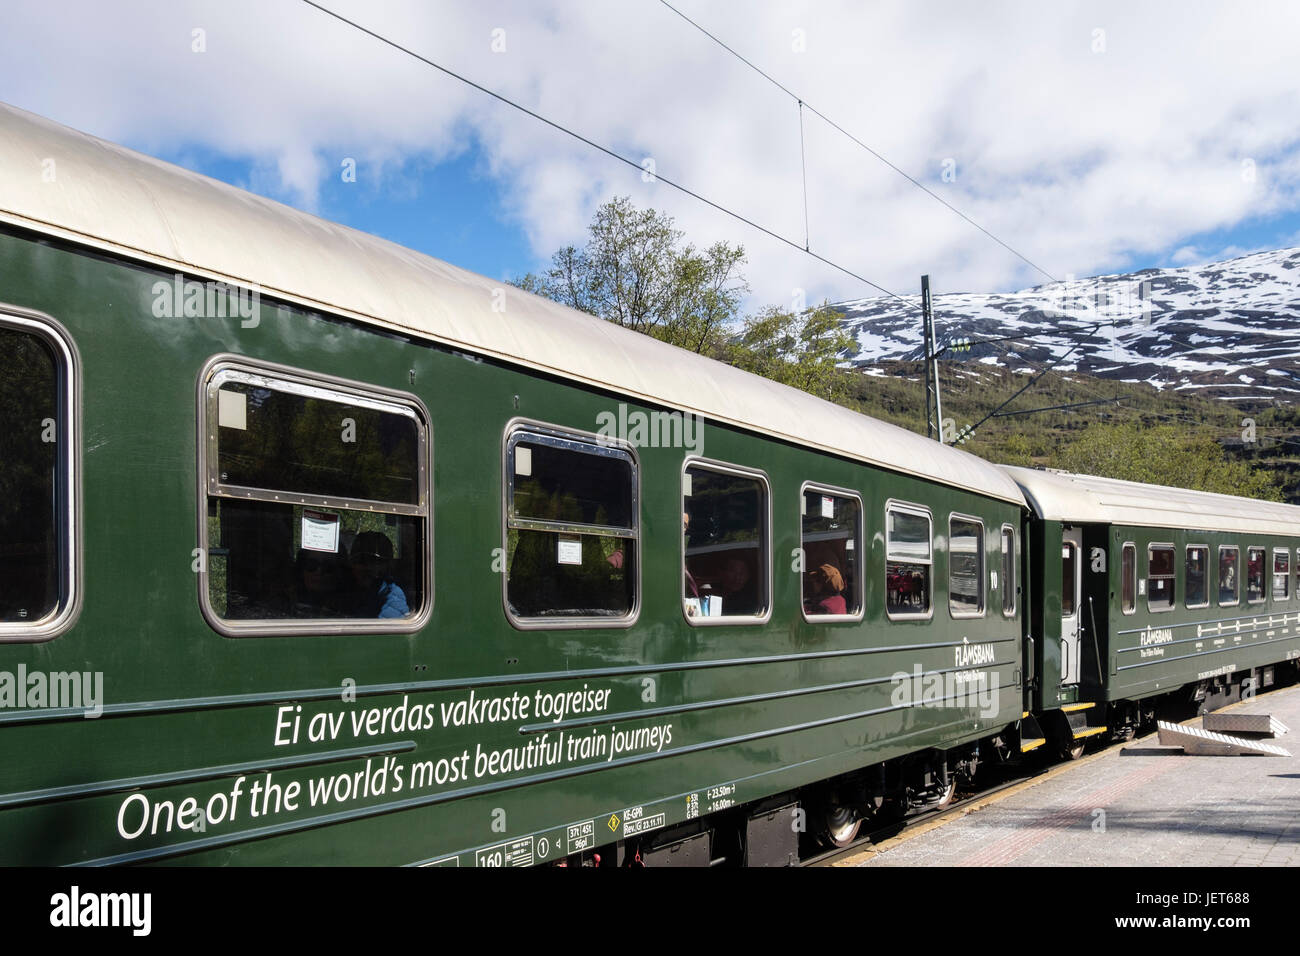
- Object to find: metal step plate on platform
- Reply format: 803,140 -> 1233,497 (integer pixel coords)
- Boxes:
1156,720 -> 1292,757
1202,713 -> 1289,737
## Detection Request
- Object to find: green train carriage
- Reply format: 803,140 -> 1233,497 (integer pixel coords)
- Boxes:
1007,467 -> 1300,753
0,103 -> 1030,865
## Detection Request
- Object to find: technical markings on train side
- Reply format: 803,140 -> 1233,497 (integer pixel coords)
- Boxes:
1197,663 -> 1238,681
621,804 -> 666,837
685,792 -> 700,819
566,819 -> 596,854
476,836 -> 535,867
705,783 -> 737,814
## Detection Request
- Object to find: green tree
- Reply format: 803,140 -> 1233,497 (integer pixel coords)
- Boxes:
515,196 -> 747,354
727,304 -> 857,401
518,197 -> 861,403
1055,423 -> 1282,500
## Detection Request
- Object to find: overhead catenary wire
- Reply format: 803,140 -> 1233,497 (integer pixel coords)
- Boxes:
798,99 -> 810,251
299,0 -> 921,314
656,0 -> 1061,285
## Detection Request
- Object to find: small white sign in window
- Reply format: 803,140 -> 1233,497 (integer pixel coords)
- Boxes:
821,495 -> 835,519
557,538 -> 583,565
301,509 -> 340,553
515,446 -> 532,477
218,389 -> 247,430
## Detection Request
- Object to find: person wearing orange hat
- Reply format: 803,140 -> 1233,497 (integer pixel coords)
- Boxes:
806,563 -> 847,615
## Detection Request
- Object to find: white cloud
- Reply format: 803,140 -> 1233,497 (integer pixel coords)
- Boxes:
2,0 -> 1299,310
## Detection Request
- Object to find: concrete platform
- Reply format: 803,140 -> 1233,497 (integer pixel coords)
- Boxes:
847,683 -> 1300,867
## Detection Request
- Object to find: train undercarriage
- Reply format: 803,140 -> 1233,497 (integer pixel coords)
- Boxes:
555,659 -> 1300,866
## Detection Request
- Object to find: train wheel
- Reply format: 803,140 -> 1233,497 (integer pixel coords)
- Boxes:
821,805 -> 862,848
1061,740 -> 1085,761
934,778 -> 957,809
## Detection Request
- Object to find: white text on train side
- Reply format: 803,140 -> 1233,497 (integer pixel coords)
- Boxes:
1141,627 -> 1174,647
954,642 -> 997,667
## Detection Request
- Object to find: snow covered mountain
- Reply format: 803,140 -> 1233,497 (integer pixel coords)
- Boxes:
835,247 -> 1300,401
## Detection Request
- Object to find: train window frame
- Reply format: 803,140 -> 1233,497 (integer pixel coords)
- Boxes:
1274,548 -> 1290,602
799,482 -> 865,625
1120,541 -> 1136,615
1147,542 -> 1175,613
1184,544 -> 1210,610
1246,546 -> 1267,604
502,419 -> 641,630
681,457 -> 772,628
1218,545 -> 1240,607
1062,540 -> 1079,617
885,500 -> 934,622
1000,524 -> 1017,618
0,306 -> 82,644
196,355 -> 432,638
948,513 -> 986,620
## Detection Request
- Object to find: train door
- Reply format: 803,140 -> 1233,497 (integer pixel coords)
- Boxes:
1060,528 -> 1082,686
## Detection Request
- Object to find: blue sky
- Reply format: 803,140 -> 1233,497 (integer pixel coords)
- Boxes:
3,0 -> 1299,307
168,143 -> 537,285
158,134 -> 1300,293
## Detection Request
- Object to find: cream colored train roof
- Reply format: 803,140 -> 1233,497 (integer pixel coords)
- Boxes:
1003,466 -> 1300,538
0,102 -> 1024,504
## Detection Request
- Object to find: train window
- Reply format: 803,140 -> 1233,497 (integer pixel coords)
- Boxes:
1062,543 -> 1077,616
683,460 -> 770,624
1273,549 -> 1290,601
886,503 -> 932,619
505,425 -> 637,627
1121,542 -> 1136,614
0,312 -> 80,642
200,360 -> 429,635
1218,546 -> 1239,606
1185,546 -> 1209,609
1247,547 -> 1266,603
1147,544 -> 1174,612
800,485 -> 862,621
949,515 -> 985,618
1000,525 -> 1016,616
